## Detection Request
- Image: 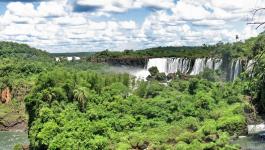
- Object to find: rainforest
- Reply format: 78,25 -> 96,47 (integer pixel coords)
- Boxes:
0,33 -> 263,150
0,0 -> 265,150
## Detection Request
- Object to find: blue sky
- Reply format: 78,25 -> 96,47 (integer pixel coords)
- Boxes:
0,0 -> 263,53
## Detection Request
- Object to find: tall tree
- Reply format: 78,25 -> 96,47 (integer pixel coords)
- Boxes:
73,87 -> 89,112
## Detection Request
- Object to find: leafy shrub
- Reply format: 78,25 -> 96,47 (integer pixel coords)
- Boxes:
217,115 -> 246,135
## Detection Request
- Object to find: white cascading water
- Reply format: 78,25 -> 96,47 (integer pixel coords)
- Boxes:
229,59 -> 242,81
246,60 -> 255,72
233,60 -> 241,80
206,58 -> 214,69
167,58 -> 179,74
190,58 -> 206,75
133,57 -> 246,81
181,58 -> 191,74
134,58 -> 168,80
214,59 -> 222,70
167,58 -> 191,74
147,58 -> 168,73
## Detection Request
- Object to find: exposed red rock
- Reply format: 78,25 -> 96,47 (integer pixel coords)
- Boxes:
1,87 -> 12,103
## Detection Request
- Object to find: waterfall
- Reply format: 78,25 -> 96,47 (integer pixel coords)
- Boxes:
167,58 -> 191,74
146,57 -> 223,76
133,57 -> 247,81
167,58 -> 180,74
246,60 -> 255,72
147,58 -> 168,73
206,58 -> 214,69
229,59 -> 242,81
182,58 -> 191,74
233,60 -> 241,80
214,59 -> 222,70
190,58 -> 206,75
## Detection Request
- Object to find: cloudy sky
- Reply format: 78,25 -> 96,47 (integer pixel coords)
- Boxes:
0,0 -> 264,53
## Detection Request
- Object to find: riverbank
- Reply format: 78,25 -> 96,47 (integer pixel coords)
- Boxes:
0,103 -> 28,132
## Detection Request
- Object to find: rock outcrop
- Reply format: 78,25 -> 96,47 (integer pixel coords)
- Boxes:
1,87 -> 12,103
0,117 -> 27,132
0,85 -> 30,132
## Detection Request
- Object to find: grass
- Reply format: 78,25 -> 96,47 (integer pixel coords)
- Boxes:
0,103 -> 13,118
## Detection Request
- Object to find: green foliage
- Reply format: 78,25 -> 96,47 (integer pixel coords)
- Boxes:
88,34 -> 261,61
13,144 -> 23,150
199,68 -> 221,82
217,115 -> 246,135
24,68 -> 248,149
148,66 -> 159,76
0,40 -> 256,150
0,41 -> 50,58
248,34 -> 265,113
147,66 -> 167,82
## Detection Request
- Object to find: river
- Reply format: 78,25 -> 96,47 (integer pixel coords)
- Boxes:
233,136 -> 265,150
0,131 -> 29,150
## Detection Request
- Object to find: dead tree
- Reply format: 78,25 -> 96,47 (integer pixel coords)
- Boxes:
247,8 -> 265,29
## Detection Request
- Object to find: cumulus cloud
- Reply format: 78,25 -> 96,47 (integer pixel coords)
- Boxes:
134,0 -> 175,10
0,0 -> 50,2
7,2 -> 37,17
6,1 -> 69,18
0,0 -> 263,52
74,0 -> 175,13
74,0 -> 135,13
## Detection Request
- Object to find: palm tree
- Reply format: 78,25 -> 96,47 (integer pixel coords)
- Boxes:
42,89 -> 55,105
73,87 -> 89,112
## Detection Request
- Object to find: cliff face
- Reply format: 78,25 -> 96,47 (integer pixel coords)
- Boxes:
88,57 -> 148,67
107,57 -> 148,67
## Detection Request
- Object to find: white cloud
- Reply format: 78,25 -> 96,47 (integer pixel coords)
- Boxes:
134,0 -> 174,9
75,0 -> 134,13
75,0 -> 174,13
120,20 -> 136,30
192,19 -> 226,26
37,1 -> 68,17
7,2 -> 37,17
53,15 -> 87,26
172,0 -> 211,21
209,0 -> 255,11
0,0 -> 263,52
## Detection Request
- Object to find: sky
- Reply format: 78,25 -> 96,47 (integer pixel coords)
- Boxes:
0,0 -> 264,53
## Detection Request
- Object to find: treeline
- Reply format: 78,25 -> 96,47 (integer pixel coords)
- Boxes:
0,41 -> 50,59
51,52 -> 95,57
89,34 -> 263,60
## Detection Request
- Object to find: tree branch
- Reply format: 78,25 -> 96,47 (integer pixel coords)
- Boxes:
248,7 -> 265,29
252,8 -> 265,20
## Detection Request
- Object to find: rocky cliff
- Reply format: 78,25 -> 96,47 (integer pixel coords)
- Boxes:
88,56 -> 148,67
0,85 -> 30,132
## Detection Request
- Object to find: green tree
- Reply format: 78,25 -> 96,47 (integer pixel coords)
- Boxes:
73,87 -> 89,112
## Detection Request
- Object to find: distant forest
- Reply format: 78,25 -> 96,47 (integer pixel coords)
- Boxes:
51,52 -> 95,57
